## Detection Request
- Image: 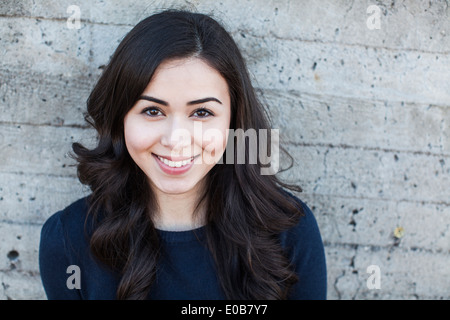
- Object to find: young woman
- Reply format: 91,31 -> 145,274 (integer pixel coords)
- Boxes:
39,9 -> 327,300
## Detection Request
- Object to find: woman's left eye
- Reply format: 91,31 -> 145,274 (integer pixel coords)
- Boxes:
192,108 -> 213,118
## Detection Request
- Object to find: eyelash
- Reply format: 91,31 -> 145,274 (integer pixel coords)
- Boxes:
142,107 -> 214,118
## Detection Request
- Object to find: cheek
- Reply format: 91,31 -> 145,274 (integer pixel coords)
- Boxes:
199,124 -> 229,165
204,111 -> 230,147
124,118 -> 157,156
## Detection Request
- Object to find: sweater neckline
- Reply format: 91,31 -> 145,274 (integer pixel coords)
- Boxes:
156,226 -> 206,243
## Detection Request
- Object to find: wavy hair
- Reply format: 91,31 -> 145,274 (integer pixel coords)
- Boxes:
72,9 -> 303,300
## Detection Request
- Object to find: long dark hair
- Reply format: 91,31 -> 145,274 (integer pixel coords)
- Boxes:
73,9 -> 303,300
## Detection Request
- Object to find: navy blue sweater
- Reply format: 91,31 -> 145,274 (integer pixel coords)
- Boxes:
39,193 -> 327,300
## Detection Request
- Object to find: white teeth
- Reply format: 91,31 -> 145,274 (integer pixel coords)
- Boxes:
157,155 -> 194,168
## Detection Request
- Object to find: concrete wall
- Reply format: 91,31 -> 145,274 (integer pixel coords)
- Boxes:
0,0 -> 449,299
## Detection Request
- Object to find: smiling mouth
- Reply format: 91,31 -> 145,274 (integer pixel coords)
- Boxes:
152,153 -> 199,168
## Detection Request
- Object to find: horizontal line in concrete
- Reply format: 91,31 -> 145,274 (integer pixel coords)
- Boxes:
2,13 -> 449,56
0,120 -> 91,129
323,240 -> 449,256
286,140 -> 450,159
236,30 -> 450,56
300,191 -> 450,208
0,269 -> 40,277
0,170 -> 78,179
257,87 -> 450,110
0,219 -> 43,227
0,13 -> 133,27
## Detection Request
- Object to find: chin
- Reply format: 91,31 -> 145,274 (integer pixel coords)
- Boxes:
151,179 -> 199,195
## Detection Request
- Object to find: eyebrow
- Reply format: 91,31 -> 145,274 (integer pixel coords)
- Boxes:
139,95 -> 222,106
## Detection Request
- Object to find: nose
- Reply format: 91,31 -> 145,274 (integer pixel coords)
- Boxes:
160,117 -> 193,154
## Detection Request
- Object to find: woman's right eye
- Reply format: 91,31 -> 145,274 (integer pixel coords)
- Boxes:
142,107 -> 164,117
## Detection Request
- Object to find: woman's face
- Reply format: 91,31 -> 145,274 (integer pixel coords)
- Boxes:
124,57 -> 231,195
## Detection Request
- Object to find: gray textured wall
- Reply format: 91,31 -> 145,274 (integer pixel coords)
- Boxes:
0,0 -> 449,300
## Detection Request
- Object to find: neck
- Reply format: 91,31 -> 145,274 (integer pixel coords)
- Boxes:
152,181 -> 207,232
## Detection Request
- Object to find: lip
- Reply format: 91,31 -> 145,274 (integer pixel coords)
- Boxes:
152,153 -> 195,162
152,153 -> 199,175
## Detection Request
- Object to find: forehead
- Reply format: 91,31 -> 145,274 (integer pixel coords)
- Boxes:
143,57 -> 229,99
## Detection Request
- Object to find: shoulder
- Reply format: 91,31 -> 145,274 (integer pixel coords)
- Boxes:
39,197 -> 91,299
278,189 -> 320,245
40,196 -> 92,262
278,189 -> 327,299
40,197 -> 91,245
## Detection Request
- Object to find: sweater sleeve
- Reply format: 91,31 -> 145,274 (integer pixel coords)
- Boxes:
39,211 -> 82,300
283,197 -> 327,300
